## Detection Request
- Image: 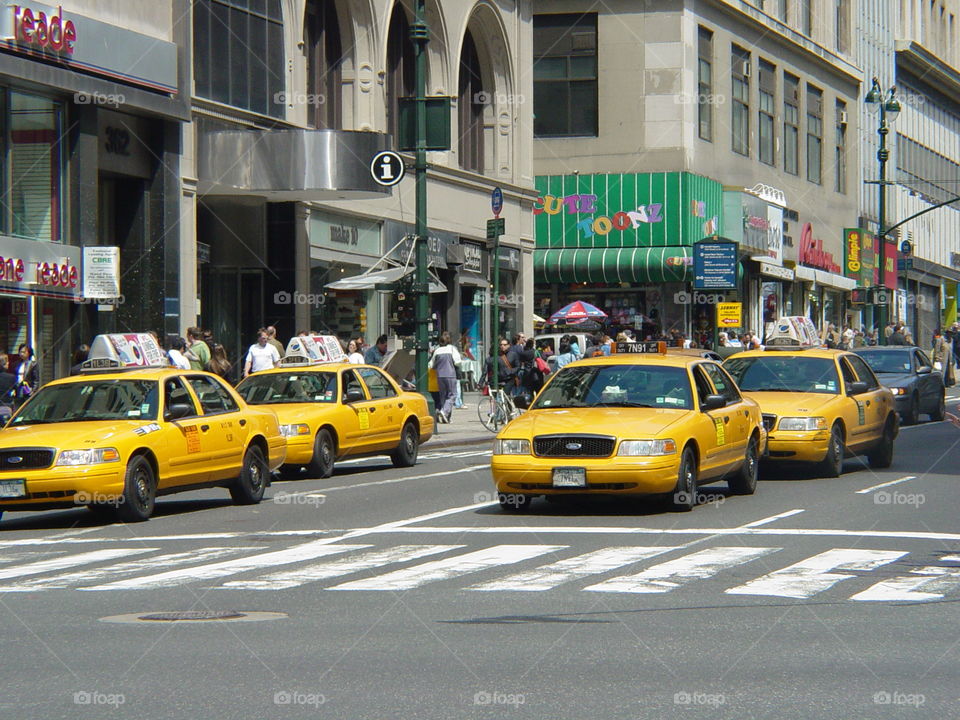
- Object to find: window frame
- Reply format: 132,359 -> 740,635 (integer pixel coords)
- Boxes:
697,26 -> 714,142
532,13 -> 599,138
358,368 -> 398,400
304,0 -> 343,130
806,84 -> 823,184
758,60 -> 776,166
834,100 -> 847,193
164,377 -> 200,418
783,73 -> 800,175
731,45 -> 751,157
185,375 -> 240,415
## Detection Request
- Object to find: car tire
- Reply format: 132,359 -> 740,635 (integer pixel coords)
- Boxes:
903,394 -> 920,425
115,455 -> 156,522
817,424 -> 844,478
868,416 -> 897,469
672,447 -> 698,511
728,435 -> 759,495
230,445 -> 268,505
390,421 -> 419,468
931,392 -> 946,422
498,492 -> 531,512
306,429 -> 335,478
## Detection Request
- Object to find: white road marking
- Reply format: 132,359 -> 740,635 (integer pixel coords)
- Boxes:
725,548 -> 906,599
468,547 -> 674,592
851,566 -> 960,602
899,421 -> 946,430
328,545 -> 564,591
222,545 -> 462,590
80,543 -> 371,591
0,548 -> 242,592
741,509 -> 805,527
586,546 -> 779,594
854,475 -> 917,494
0,548 -> 155,581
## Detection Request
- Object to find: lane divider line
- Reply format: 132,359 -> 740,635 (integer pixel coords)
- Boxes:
855,475 -> 917,494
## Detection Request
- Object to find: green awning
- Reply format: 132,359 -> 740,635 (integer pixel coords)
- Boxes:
535,246 -> 692,284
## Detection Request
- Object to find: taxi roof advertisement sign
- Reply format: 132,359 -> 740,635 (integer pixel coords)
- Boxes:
693,240 -> 738,290
285,336 -> 346,364
88,333 -> 166,368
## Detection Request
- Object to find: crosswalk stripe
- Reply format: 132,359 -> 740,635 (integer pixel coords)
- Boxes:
468,547 -> 676,592
851,566 -> 960,602
584,546 -> 779,594
328,545 -> 564,591
0,548 -> 156,581
725,548 -> 907,599
79,542 -> 372,591
0,548 -> 242,592
221,545 -> 464,590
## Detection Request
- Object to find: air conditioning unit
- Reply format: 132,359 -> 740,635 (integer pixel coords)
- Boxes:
742,61 -> 752,77
838,110 -> 848,125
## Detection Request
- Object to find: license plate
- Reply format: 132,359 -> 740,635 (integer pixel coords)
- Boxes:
0,479 -> 26,498
552,467 -> 586,488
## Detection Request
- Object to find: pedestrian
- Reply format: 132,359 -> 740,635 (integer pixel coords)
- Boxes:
69,345 -> 90,375
568,334 -> 583,360
0,353 -> 15,405
888,323 -> 907,345
554,340 -> 577,370
346,340 -> 364,364
364,334 -> 389,366
208,343 -> 233,381
429,331 -> 461,423
243,329 -> 280,378
265,326 -> 285,356
932,328 -> 955,386
852,330 -> 866,348
520,338 -> 545,395
185,327 -> 211,370
484,338 -> 519,388
510,333 -> 526,358
166,337 -> 192,370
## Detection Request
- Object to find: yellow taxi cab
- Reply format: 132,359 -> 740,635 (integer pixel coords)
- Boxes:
0,333 -> 286,523
723,317 -> 898,477
234,335 -> 434,478
490,341 -> 767,512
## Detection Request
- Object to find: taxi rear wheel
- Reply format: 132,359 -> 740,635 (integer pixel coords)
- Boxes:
306,429 -> 335,478
230,445 -> 268,505
818,424 -> 844,478
867,417 -> 896,469
390,422 -> 419,468
728,435 -> 759,495
115,455 -> 156,522
672,448 -> 698,511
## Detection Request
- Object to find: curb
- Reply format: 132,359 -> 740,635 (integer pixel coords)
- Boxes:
424,434 -> 493,449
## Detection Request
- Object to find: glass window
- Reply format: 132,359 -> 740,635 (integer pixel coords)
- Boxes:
341,369 -> 366,402
458,30 -> 485,172
185,375 -> 240,414
358,368 -> 397,399
704,363 -> 742,403
838,358 -> 857,386
10,380 -> 159,425
164,378 -> 199,416
784,73 -> 800,175
693,367 -> 714,405
304,0 -> 342,129
532,365 -> 694,410
731,46 -> 750,156
857,350 -> 914,374
758,61 -> 776,166
799,0 -> 812,35
835,0 -> 850,52
9,92 -> 62,241
724,356 -> 840,394
386,4 -> 415,143
698,27 -> 713,142
806,85 -> 823,184
916,350 -> 932,368
193,0 -> 284,118
236,371 -> 338,404
533,14 -> 598,137
835,100 -> 847,193
846,355 -> 880,389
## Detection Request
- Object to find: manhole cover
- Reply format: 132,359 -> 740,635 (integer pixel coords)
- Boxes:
100,611 -> 287,625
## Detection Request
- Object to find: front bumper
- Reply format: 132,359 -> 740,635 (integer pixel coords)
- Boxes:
764,430 -> 831,462
491,455 -> 678,495
0,466 -> 125,511
278,435 -> 312,466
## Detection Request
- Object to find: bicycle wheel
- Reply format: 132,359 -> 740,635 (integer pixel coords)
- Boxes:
478,393 -> 500,432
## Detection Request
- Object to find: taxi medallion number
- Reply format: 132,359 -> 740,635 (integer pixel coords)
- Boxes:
0,479 -> 26,498
552,467 -> 586,488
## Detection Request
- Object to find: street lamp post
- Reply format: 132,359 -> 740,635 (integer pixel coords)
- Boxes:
864,76 -> 900,345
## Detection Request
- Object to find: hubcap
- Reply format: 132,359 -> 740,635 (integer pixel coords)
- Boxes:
133,468 -> 151,510
249,460 -> 263,491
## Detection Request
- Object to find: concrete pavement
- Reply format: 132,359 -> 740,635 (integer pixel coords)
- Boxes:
425,389 -> 497,448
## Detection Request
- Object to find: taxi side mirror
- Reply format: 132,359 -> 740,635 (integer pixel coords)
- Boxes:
847,381 -> 869,395
701,394 -> 727,411
917,365 -> 932,375
164,403 -> 194,421
343,388 -> 365,404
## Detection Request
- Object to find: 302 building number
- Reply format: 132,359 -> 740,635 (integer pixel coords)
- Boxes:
104,126 -> 131,156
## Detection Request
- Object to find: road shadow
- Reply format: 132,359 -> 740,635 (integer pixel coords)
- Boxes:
0,497 -> 235,532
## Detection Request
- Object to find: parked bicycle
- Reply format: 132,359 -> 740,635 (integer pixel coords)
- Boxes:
478,385 -> 521,432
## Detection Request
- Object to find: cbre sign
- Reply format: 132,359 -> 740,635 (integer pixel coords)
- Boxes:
12,5 -> 77,54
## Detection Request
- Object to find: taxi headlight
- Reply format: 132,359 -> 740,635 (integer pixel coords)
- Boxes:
618,439 -> 677,456
279,423 -> 311,437
56,448 -> 121,466
494,439 -> 530,455
777,417 -> 828,431
886,386 -> 906,396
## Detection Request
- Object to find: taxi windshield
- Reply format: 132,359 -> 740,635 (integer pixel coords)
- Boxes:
531,364 -> 693,410
857,351 -> 913,374
9,380 -> 159,425
237,372 -> 337,404
724,356 -> 840,394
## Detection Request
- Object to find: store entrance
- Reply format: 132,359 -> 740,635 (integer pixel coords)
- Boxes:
203,268 -> 264,372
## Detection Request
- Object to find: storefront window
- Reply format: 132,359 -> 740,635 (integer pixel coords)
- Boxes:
7,91 -> 62,241
310,261 -> 378,342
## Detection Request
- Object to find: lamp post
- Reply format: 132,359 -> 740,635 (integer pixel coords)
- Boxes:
864,76 -> 900,345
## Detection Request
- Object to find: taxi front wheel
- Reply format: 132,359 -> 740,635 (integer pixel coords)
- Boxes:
818,424 -> 844,478
672,448 -> 698,512
307,429 -> 335,478
728,435 -> 759,495
115,455 -> 156,522
230,445 -> 268,505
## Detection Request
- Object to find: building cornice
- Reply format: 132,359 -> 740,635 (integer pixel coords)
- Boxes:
895,40 -> 960,101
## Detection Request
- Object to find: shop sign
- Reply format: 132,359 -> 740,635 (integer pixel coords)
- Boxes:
311,210 -> 381,257
82,246 -> 120,299
461,241 -> 484,275
798,223 -> 842,274
1,254 -> 78,288
843,228 -> 878,288
759,262 -> 794,281
385,221 -> 453,269
11,4 -> 77,54
717,302 -> 742,327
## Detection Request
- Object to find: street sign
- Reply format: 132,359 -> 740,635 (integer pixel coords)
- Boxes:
486,217 -> 505,240
491,187 -> 503,217
897,258 -> 913,272
716,302 -> 742,327
693,240 -> 738,290
370,151 -> 405,187
900,240 -> 912,257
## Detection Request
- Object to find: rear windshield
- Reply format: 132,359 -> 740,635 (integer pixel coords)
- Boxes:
856,351 -> 913,374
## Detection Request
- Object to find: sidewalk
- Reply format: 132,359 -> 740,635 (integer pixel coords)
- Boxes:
423,390 -> 496,449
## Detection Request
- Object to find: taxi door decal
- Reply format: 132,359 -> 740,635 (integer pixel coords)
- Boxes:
855,399 -> 865,425
221,420 -> 234,443
358,407 -> 371,431
714,417 -> 726,445
184,425 -> 202,453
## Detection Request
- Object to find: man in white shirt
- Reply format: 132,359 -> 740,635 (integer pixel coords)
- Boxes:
243,330 -> 280,377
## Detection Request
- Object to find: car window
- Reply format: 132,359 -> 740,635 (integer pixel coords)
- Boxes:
533,364 -> 693,410
185,375 -> 240,414
915,350 -> 932,369
703,363 -> 741,404
237,372 -> 337,404
358,368 -> 397,399
724,356 -> 840,394
341,370 -> 366,402
845,355 -> 880,390
839,358 -> 858,388
164,378 -> 198,417
856,350 -> 913,374
692,366 -> 714,406
9,380 -> 159,425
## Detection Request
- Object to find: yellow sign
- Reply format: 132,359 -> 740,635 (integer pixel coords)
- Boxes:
184,425 -> 201,453
358,408 -> 370,430
714,417 -> 726,445
717,302 -> 742,328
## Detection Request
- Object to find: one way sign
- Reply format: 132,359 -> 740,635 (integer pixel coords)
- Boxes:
370,151 -> 405,187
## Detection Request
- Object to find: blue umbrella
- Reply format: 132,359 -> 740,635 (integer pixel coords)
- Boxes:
548,300 -> 608,324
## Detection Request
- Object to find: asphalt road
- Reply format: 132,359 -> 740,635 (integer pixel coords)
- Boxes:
1,412 -> 959,719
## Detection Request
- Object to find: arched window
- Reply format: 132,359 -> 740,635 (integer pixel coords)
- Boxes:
305,0 -> 342,129
458,31 -> 484,172
386,5 -> 415,144
193,0 -> 285,118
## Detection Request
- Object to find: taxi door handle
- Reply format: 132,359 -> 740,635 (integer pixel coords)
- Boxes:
200,425 -> 210,432
368,407 -> 376,412
398,402 -> 404,408
723,416 -> 730,424
239,419 -> 247,427
743,410 -> 749,417
865,401 -> 871,406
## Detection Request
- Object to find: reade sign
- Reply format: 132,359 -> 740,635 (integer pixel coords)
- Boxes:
12,5 -> 77,54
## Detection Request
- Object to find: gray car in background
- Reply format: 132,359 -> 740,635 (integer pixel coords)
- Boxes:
854,346 -> 946,425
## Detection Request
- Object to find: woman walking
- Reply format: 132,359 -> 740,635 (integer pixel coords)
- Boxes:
429,331 -> 461,423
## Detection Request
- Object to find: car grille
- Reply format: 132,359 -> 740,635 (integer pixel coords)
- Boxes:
762,414 -> 777,432
0,449 -> 55,471
533,435 -> 615,458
